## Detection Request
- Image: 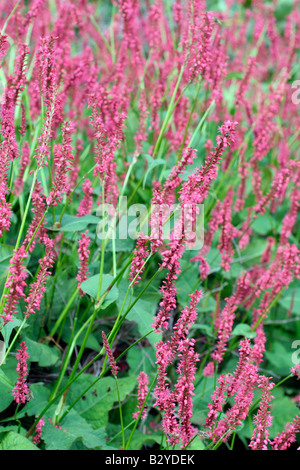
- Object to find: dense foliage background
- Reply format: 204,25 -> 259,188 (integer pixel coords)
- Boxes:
0,0 -> 299,451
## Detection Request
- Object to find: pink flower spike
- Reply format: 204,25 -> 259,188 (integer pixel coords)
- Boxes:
129,235 -> 150,286
33,417 -> 45,445
102,331 -> 118,377
77,231 -> 90,295
0,247 -> 28,326
133,371 -> 149,420
12,342 -> 30,404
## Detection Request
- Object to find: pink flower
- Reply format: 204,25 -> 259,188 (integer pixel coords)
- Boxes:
0,247 -> 28,326
217,188 -> 240,272
12,342 -> 30,404
25,241 -> 55,317
249,376 -> 274,450
203,361 -> 215,377
33,417 -> 45,445
179,121 -> 238,207
271,415 -> 300,450
47,122 -> 74,206
33,36 -> 59,169
102,331 -> 118,377
175,339 -> 199,447
77,179 -> 93,217
23,181 -> 49,252
291,365 -> 300,380
77,231 -> 90,295
133,371 -> 149,420
129,235 -> 150,286
153,235 -> 185,332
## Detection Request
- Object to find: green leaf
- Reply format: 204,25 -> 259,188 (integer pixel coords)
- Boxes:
278,287 -> 300,315
191,323 -> 215,338
80,274 -> 119,309
0,431 -> 39,450
129,431 -> 164,450
269,393 -> 299,439
68,375 -> 136,430
143,155 -> 165,189
127,346 -> 156,375
1,317 -> 22,344
42,410 -> 107,450
0,244 -> 14,280
126,293 -> 161,349
275,0 -> 294,19
231,323 -> 257,339
252,213 -> 276,235
24,336 -> 61,367
0,370 -> 14,412
265,342 -> 294,376
49,214 -> 99,232
176,263 -> 199,306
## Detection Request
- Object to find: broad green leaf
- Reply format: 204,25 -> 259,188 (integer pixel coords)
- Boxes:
0,431 -> 39,450
80,273 -> 119,309
127,346 -> 156,375
129,431 -> 164,451
252,213 -> 276,235
42,410 -> 107,450
269,394 -> 299,439
68,374 -> 136,430
191,323 -> 215,338
24,336 -> 61,367
1,317 -> 22,344
231,323 -> 257,339
126,293 -> 161,349
48,214 -> 99,232
265,342 -> 294,376
0,370 -> 14,412
278,287 -> 300,315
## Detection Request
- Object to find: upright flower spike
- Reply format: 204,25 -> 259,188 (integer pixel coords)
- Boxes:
133,371 -> 149,420
47,122 -> 74,206
175,339 -> 199,448
129,235 -> 150,286
77,231 -> 90,296
217,187 -> 240,272
0,34 -> 8,63
23,181 -> 49,252
32,417 -> 45,445
271,415 -> 300,450
0,141 -> 12,238
102,331 -> 118,377
77,179 -> 93,217
0,247 -> 28,326
249,376 -> 274,450
12,342 -> 30,404
179,121 -> 238,207
25,241 -> 55,318
33,36 -> 59,169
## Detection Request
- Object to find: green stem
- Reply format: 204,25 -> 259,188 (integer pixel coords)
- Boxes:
115,376 -> 125,449
1,0 -> 21,35
125,373 -> 158,450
